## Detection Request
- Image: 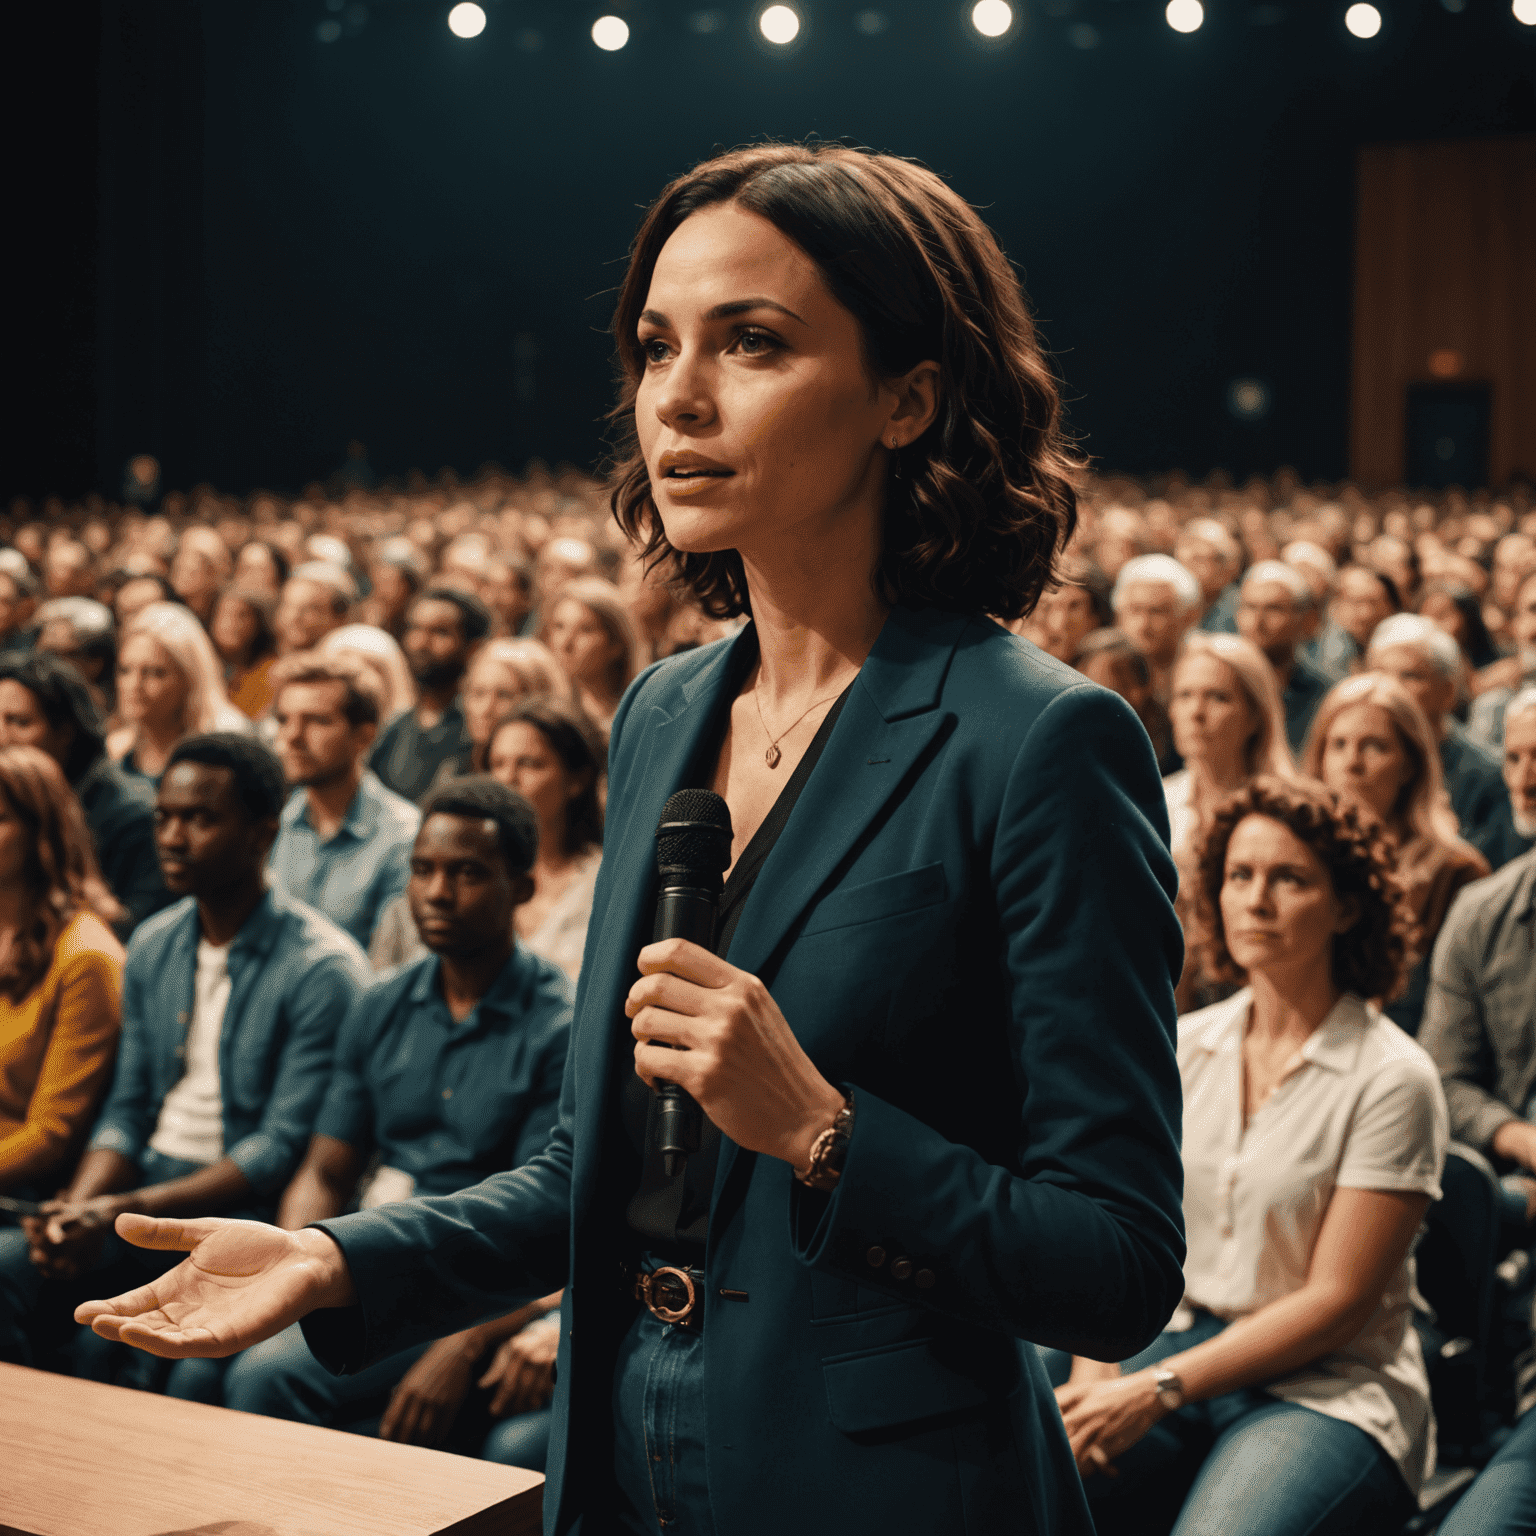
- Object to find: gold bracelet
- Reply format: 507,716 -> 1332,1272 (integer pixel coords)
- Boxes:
796,1090 -> 855,1191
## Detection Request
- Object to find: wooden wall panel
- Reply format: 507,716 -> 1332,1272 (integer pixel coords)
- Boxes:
1351,136 -> 1536,489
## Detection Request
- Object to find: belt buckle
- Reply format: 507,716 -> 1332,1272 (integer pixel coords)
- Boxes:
635,1264 -> 699,1325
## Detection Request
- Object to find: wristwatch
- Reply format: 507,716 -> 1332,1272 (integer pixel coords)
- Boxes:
796,1090 -> 855,1191
1153,1368 -> 1185,1412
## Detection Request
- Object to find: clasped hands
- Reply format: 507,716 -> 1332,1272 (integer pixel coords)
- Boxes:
626,938 -> 845,1171
22,1193 -> 129,1280
1055,1365 -> 1172,1479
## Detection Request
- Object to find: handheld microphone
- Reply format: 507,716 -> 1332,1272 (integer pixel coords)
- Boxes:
651,788 -> 734,1178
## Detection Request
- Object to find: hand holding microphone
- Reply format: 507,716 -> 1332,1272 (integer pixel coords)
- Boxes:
630,789 -> 847,1177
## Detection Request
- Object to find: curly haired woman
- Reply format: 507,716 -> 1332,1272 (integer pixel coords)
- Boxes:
1049,776 -> 1449,1536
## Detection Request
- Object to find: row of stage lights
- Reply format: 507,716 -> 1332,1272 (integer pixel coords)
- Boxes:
438,0 -> 1536,46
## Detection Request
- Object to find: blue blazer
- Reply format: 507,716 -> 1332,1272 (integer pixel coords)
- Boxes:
305,605 -> 1186,1535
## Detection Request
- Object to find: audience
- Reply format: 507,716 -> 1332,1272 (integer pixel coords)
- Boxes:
267,654 -> 420,951
541,576 -> 639,739
0,735 -> 368,1376
221,779 -> 571,1471
110,602 -> 251,787
0,747 -> 125,1197
1304,672 -> 1489,1035
371,588 -> 489,802
1234,559 -> 1333,753
1050,777 -> 1445,1536
0,654 -> 170,935
5,460 -> 1536,1508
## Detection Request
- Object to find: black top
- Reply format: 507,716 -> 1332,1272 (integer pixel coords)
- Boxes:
621,683 -> 852,1263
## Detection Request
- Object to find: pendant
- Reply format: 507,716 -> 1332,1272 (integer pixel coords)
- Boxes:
765,744 -> 782,768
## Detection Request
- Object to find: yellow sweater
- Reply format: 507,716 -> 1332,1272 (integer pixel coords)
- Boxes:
0,911 -> 124,1191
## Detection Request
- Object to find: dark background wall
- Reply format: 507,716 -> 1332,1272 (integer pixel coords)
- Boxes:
8,0 -> 1535,502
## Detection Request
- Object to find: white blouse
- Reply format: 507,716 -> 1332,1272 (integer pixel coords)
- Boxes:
1162,768 -> 1196,860
1175,988 -> 1449,1494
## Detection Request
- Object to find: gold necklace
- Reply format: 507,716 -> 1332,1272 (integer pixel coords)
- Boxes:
752,681 -> 845,768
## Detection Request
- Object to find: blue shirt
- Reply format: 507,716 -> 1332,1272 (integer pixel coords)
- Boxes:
1281,651 -> 1335,755
268,771 -> 420,949
369,698 -> 471,804
89,887 -> 371,1199
315,946 -> 572,1196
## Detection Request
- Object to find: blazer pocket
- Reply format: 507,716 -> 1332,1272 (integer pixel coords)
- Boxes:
822,1337 -> 1013,1435
800,862 -> 949,939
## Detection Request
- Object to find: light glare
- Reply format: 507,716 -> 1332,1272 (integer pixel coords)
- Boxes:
447,2 -> 486,38
591,15 -> 630,49
758,5 -> 800,43
1344,3 -> 1382,36
1165,0 -> 1203,31
1515,0 -> 1536,24
971,0 -> 1013,37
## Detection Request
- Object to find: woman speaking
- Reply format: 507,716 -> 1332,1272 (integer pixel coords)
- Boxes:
78,143 -> 1185,1535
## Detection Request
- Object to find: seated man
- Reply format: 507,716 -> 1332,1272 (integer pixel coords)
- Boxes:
267,653 -> 420,951
1234,559 -> 1333,754
1469,569 -> 1536,751
221,777 -> 572,1471
1110,554 -> 1201,724
1420,694 -> 1536,1211
0,733 -> 368,1370
1367,613 -> 1522,868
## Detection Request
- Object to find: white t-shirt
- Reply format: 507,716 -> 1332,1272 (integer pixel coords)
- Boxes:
1174,988 -> 1449,1494
148,939 -> 231,1165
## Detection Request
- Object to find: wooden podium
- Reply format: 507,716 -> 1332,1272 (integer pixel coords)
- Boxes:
0,1362 -> 543,1536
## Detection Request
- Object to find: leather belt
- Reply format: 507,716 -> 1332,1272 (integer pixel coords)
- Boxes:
633,1262 -> 706,1328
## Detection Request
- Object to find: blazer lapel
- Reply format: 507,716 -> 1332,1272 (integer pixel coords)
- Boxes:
708,608 -> 967,1231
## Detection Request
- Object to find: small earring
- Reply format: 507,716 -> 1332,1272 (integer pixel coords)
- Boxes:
889,436 -> 899,450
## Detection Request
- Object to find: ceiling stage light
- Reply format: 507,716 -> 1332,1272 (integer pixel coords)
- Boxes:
971,1 -> 1013,37
1344,3 -> 1382,37
591,15 -> 630,49
447,2 -> 486,38
1515,0 -> 1536,24
758,5 -> 800,43
1165,0 -> 1203,31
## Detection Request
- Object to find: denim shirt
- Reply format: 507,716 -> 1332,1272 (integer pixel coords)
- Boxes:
89,886 -> 371,1197
267,771 -> 421,949
315,945 -> 573,1196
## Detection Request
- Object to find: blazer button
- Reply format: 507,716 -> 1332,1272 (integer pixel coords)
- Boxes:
890,1258 -> 913,1280
865,1246 -> 886,1268
914,1269 -> 935,1289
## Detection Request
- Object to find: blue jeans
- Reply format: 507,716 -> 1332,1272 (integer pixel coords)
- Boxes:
611,1298 -> 716,1536
224,1320 -> 552,1468
0,1148 -> 206,1371
1040,1313 -> 1415,1536
1439,1408 -> 1536,1535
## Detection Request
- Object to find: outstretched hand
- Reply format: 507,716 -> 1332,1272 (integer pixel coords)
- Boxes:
73,1214 -> 356,1359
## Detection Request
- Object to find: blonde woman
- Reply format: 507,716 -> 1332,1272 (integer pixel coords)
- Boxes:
108,602 -> 252,786
436,637 -> 569,785
317,623 -> 416,723
1163,633 -> 1296,861
1303,672 -> 1488,1035
539,576 -> 639,738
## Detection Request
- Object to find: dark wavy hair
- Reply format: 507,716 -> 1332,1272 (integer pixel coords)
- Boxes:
1189,776 -> 1413,1002
606,142 -> 1079,621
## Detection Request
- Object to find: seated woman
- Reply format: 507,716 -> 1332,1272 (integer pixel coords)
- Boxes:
0,746 -> 126,1199
1163,633 -> 1295,861
1303,671 -> 1488,1035
209,588 -> 278,721
370,699 -> 603,983
430,636 -> 568,786
108,602 -> 250,786
1051,776 -> 1447,1536
539,576 -> 639,739
1014,558 -> 1113,662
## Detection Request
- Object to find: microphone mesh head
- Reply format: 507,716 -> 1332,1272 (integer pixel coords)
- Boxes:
656,789 -> 733,878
